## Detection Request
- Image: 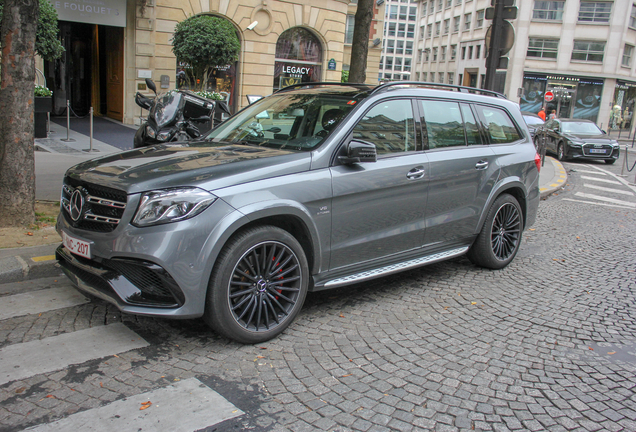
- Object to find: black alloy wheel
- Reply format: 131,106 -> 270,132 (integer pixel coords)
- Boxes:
467,194 -> 523,270
204,226 -> 308,344
557,143 -> 566,161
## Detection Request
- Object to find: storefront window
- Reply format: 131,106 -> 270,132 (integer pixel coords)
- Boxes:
572,79 -> 603,122
611,81 -> 636,130
274,28 -> 322,91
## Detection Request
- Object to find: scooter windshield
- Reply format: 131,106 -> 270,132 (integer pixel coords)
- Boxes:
150,92 -> 183,128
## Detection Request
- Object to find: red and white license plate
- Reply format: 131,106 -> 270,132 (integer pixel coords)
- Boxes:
62,231 -> 91,259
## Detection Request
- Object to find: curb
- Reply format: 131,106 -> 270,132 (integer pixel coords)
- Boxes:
0,244 -> 63,285
540,157 -> 567,199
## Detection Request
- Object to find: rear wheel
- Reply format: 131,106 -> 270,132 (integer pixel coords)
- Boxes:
467,194 -> 523,270
204,226 -> 308,344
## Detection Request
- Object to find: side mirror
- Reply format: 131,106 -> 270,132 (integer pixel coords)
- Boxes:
145,78 -> 157,95
338,140 -> 377,165
601,130 -> 607,134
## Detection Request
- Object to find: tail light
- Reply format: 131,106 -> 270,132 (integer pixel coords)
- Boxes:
534,152 -> 541,173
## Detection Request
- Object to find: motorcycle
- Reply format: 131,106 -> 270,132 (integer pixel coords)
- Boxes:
133,78 -> 231,148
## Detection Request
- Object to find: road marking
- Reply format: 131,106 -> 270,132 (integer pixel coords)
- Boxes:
580,175 -> 623,185
574,169 -> 607,175
574,192 -> 636,207
26,378 -> 243,432
562,198 -> 634,209
583,184 -> 634,196
0,323 -> 148,386
0,287 -> 89,320
31,255 -> 56,262
584,164 -> 636,193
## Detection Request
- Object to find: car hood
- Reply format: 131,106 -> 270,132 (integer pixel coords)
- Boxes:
64,141 -> 312,195
563,133 -> 615,144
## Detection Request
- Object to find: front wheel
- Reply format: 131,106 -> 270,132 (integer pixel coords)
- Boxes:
605,159 -> 616,165
557,143 -> 566,161
204,226 -> 309,344
467,194 -> 524,270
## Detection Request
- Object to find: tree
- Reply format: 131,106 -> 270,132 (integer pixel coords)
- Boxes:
0,0 -> 63,227
0,0 -> 65,61
348,0 -> 374,84
171,15 -> 240,91
0,0 -> 40,227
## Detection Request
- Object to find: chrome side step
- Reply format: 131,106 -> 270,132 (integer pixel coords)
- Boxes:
323,246 -> 469,289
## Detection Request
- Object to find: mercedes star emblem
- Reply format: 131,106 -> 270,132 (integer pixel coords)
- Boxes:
70,189 -> 84,222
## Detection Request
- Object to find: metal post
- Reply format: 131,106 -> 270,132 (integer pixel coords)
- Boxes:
83,107 -> 98,152
619,145 -> 628,177
61,100 -> 76,142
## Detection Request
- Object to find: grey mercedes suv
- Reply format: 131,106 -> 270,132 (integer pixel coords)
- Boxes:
56,82 -> 541,343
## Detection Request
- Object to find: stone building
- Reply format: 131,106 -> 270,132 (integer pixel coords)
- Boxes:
41,0 -> 384,126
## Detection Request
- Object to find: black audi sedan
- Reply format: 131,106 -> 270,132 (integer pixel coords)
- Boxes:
536,118 -> 620,164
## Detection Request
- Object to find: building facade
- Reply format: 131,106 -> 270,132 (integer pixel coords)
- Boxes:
41,0 -> 384,126
407,0 -> 636,130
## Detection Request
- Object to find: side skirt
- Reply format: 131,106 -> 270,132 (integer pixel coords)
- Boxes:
316,246 -> 469,290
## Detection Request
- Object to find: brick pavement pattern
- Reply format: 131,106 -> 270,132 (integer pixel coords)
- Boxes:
1,189 -> 635,432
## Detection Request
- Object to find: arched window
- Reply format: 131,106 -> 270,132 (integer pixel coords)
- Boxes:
274,28 -> 323,91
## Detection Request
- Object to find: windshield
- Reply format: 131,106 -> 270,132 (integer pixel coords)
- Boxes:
561,121 -> 603,135
523,116 -> 544,126
150,92 -> 183,128
206,90 -> 366,151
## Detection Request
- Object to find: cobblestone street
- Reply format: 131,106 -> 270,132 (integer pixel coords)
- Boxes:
1,162 -> 635,432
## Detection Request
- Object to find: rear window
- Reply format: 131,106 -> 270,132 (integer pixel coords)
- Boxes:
475,105 -> 522,144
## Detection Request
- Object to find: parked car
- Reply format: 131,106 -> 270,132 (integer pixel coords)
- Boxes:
536,118 -> 620,164
521,111 -> 544,142
55,82 -> 541,344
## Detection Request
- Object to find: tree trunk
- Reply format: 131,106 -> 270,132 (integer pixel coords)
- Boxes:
348,0 -> 374,84
0,0 -> 39,227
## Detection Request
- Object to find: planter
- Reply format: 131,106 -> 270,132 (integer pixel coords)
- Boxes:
34,97 -> 52,138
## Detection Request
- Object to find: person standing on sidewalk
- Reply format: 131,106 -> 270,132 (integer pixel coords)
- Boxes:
538,107 -> 546,121
549,109 -> 557,120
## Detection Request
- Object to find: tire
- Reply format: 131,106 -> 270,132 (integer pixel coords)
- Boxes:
204,226 -> 309,344
557,142 -> 566,161
467,194 -> 524,270
605,159 -> 616,165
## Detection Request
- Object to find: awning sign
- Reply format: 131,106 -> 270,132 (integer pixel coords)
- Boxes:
53,0 -> 127,27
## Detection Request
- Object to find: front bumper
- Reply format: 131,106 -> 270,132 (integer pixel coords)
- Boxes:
567,144 -> 619,161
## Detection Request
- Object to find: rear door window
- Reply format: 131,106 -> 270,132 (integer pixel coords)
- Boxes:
474,105 -> 522,144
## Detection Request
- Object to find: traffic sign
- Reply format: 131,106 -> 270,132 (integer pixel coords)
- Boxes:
544,91 -> 554,102
485,21 -> 515,57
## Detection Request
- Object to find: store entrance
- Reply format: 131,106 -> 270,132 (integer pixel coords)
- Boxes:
45,22 -> 124,120
545,84 -> 576,118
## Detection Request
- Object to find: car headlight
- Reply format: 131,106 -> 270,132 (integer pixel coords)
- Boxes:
132,188 -> 216,227
157,130 -> 172,141
146,125 -> 156,139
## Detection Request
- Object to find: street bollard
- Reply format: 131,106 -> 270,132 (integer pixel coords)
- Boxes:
60,100 -> 76,142
619,145 -> 628,177
83,107 -> 98,152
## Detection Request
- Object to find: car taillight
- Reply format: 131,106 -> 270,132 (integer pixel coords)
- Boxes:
534,153 -> 541,173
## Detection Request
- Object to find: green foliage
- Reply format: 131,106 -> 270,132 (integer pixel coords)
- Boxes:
195,90 -> 224,100
171,15 -> 240,91
0,0 -> 64,61
34,84 -> 52,96
341,70 -> 349,83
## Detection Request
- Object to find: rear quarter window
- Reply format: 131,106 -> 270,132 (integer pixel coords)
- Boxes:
475,105 -> 522,144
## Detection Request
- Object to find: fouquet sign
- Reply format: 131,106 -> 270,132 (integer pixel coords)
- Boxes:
53,0 -> 126,27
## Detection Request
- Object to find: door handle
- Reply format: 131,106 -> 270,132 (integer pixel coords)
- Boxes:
406,167 -> 425,179
475,160 -> 489,170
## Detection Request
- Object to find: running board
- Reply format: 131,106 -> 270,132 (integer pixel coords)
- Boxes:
322,246 -> 469,289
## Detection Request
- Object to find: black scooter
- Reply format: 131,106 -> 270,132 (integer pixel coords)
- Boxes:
133,78 -> 230,148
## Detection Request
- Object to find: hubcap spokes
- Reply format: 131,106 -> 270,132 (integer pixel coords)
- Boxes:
490,203 -> 521,261
229,241 -> 301,332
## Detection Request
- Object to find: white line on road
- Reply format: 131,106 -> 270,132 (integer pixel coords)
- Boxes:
574,192 -> 636,207
25,378 -> 243,432
580,176 -> 623,185
0,323 -> 148,386
574,170 -> 607,175
562,198 -> 634,209
583,184 -> 635,196
584,164 -> 636,193
0,287 -> 89,321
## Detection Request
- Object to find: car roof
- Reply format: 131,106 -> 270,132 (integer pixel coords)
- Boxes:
556,118 -> 595,123
521,111 -> 541,118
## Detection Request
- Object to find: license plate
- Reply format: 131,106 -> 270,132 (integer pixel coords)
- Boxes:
589,149 -> 607,154
62,231 -> 91,259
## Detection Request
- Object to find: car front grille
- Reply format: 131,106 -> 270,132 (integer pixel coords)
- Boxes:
61,177 -> 127,232
582,143 -> 613,156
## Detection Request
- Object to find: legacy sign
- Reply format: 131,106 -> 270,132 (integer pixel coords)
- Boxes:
53,0 -> 126,27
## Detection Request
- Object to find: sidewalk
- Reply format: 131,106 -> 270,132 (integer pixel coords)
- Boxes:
2,122 -> 570,285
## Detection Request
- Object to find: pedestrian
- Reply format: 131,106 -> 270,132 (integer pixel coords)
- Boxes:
538,107 -> 546,121
548,109 -> 557,120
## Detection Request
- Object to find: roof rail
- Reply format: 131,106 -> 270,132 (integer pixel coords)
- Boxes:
370,81 -> 507,99
274,82 -> 373,94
